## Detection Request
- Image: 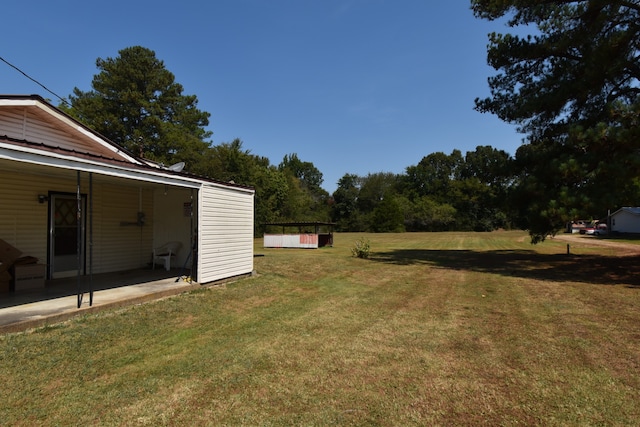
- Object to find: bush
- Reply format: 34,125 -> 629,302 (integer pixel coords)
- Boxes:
351,238 -> 371,259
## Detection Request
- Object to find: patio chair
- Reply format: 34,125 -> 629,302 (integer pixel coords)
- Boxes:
152,241 -> 182,271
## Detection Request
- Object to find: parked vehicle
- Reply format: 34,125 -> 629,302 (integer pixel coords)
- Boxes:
582,226 -> 607,236
593,228 -> 608,236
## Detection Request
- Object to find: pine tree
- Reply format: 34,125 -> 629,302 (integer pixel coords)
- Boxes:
62,46 -> 211,169
473,1 -> 640,242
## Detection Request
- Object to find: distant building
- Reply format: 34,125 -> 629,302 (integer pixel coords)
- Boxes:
610,207 -> 640,234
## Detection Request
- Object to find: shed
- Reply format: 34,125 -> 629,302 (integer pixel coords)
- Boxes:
0,95 -> 255,298
263,222 -> 335,248
610,207 -> 640,234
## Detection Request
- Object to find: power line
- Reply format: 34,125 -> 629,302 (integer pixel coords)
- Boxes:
0,55 -> 69,106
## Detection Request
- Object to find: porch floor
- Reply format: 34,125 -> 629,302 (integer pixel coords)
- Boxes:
0,267 -> 200,333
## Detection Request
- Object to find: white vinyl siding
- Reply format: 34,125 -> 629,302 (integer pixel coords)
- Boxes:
152,188 -> 195,269
0,167 -> 155,275
95,184 -> 154,272
0,168 -> 51,262
198,184 -> 254,283
611,208 -> 640,234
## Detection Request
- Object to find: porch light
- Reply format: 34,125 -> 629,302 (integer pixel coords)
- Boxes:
37,194 -> 48,203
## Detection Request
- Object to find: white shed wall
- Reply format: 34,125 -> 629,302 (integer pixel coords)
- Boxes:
198,184 -> 254,283
611,210 -> 640,233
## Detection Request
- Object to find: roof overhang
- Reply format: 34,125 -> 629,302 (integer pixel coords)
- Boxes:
1,140 -> 205,190
611,207 -> 640,217
0,95 -> 254,194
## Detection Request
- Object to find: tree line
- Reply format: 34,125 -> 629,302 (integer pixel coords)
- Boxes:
61,0 -> 640,241
331,146 -> 516,233
59,46 -> 515,235
58,47 -> 519,234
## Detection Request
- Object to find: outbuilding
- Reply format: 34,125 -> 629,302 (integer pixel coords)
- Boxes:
0,95 -> 255,298
610,207 -> 640,234
263,221 -> 335,248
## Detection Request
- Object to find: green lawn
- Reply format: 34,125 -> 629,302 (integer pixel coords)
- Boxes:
1,231 -> 639,426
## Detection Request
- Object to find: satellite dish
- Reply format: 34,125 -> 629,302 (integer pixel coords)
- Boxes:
168,162 -> 185,172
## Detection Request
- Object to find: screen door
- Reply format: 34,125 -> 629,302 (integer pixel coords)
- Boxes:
49,193 -> 85,278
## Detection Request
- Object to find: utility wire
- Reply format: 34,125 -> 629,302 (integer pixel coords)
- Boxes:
1,55 -> 69,106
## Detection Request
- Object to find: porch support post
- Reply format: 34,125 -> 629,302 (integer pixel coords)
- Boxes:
76,171 -> 83,308
190,189 -> 195,283
89,172 -> 93,306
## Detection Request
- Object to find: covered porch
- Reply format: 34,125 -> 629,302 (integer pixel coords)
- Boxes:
0,156 -> 199,301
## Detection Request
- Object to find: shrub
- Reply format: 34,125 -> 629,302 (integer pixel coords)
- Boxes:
351,238 -> 371,259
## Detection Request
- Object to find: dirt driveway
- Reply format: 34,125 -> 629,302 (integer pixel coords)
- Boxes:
553,233 -> 640,256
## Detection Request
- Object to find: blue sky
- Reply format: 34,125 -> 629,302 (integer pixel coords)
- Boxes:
1,0 -> 523,193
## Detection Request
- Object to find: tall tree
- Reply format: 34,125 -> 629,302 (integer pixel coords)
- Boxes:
331,173 -> 363,231
357,172 -> 401,214
472,1 -> 640,242
278,153 -> 324,193
278,153 -> 331,222
404,151 -> 463,203
203,138 -> 270,184
456,146 -> 515,230
460,145 -> 513,188
371,197 -> 405,232
398,195 -> 457,232
62,46 -> 211,169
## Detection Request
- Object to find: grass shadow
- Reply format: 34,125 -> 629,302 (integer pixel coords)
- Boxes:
369,249 -> 640,287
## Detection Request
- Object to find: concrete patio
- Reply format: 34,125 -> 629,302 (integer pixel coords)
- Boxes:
0,268 -> 201,333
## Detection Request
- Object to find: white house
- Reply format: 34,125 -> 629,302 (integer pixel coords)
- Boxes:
610,207 -> 640,234
0,95 -> 254,291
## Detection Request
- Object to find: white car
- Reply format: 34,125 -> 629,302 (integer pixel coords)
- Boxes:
585,227 -> 607,236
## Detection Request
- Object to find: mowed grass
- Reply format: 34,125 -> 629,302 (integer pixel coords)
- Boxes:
1,231 -> 639,425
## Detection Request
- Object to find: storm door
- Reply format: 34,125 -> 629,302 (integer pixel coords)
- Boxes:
49,193 -> 86,278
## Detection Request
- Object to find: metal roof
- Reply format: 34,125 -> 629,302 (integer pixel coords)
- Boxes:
612,207 -> 640,216
262,221 -> 336,227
